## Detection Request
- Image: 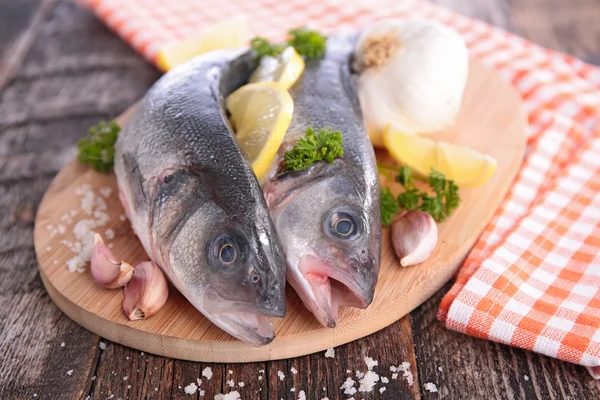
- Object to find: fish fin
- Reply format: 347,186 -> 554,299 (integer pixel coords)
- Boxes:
122,152 -> 147,211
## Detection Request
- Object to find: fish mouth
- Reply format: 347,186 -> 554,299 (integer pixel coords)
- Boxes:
218,310 -> 276,346
200,295 -> 283,347
290,254 -> 370,328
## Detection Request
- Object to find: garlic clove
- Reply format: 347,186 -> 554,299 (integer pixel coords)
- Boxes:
123,261 -> 169,320
91,233 -> 134,289
391,210 -> 438,267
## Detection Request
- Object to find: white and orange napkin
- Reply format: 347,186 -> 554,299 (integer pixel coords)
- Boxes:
80,0 -> 600,377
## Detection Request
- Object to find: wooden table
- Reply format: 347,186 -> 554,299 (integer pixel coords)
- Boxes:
1,0 -> 599,398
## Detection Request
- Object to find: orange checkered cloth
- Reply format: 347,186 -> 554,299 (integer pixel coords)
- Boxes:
80,0 -> 600,376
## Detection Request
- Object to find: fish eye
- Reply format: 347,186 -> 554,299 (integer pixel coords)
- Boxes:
219,243 -> 236,264
326,210 -> 361,240
209,233 -> 243,269
335,218 -> 354,236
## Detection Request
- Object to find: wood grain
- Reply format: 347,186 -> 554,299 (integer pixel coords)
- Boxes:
2,0 -> 600,399
32,58 -> 526,362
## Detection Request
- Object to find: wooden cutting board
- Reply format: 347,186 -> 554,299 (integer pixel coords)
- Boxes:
33,59 -> 527,362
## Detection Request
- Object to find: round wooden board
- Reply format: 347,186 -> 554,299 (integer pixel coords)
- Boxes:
34,59 -> 526,362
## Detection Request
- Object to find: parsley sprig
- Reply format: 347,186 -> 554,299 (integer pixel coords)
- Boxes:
379,165 -> 460,224
251,27 -> 327,60
283,127 -> 343,172
77,121 -> 120,173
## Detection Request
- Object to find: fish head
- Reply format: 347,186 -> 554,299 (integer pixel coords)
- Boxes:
265,161 -> 381,327
152,169 -> 286,346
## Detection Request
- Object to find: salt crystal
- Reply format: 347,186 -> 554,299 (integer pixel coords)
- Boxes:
202,367 -> 213,380
424,382 -> 438,393
438,366 -> 443,372
340,377 -> 356,395
364,356 -> 378,370
226,379 -> 235,387
290,388 -> 295,392
100,187 -> 112,198
259,369 -> 265,374
66,369 -> 73,376
228,370 -> 233,375
277,371 -> 285,380
324,347 -> 335,358
258,376 -> 263,381
127,385 -> 131,389
524,375 -> 529,381
123,376 -> 128,381
197,378 -> 202,387
60,342 -> 65,347
379,387 -> 387,393
214,391 -> 241,400
355,370 -> 365,379
358,370 -> 379,392
392,373 -> 398,380
381,376 -> 389,383
184,382 -> 198,395
108,395 -> 114,399
99,341 -> 106,350
290,366 -> 298,375
57,224 -> 66,234
199,390 -> 205,396
238,382 -> 244,387
105,229 -> 115,240
298,390 -> 306,400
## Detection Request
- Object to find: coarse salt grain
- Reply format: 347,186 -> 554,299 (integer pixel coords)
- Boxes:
340,377 -> 357,395
60,342 -> 65,347
66,369 -> 73,376
259,369 -> 265,374
298,390 -> 306,400
105,229 -> 115,240
258,376 -> 263,381
238,382 -> 244,387
214,391 -> 241,400
355,370 -> 365,379
228,370 -> 233,375
290,388 -> 295,392
438,366 -> 443,372
199,390 -> 205,396
226,379 -> 234,387
202,367 -> 213,380
358,370 -> 379,393
380,387 -> 387,393
123,376 -> 128,381
184,382 -> 198,395
290,367 -> 298,375
197,378 -> 202,387
324,347 -> 335,358
392,373 -> 398,380
381,376 -> 389,383
277,371 -> 285,380
99,341 -> 106,350
424,382 -> 438,393
100,187 -> 112,198
364,356 -> 378,370
524,375 -> 529,381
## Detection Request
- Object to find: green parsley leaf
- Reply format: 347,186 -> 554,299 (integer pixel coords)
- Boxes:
283,127 -> 343,172
77,121 -> 120,173
287,27 -> 327,59
250,27 -> 327,61
380,187 -> 399,225
250,37 -> 285,58
379,167 -> 461,224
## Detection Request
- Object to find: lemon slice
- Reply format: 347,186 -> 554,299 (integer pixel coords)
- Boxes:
226,82 -> 294,180
156,16 -> 248,72
383,126 -> 498,187
249,47 -> 305,90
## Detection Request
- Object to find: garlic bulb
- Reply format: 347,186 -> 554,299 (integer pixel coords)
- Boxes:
354,19 -> 469,147
391,210 -> 438,267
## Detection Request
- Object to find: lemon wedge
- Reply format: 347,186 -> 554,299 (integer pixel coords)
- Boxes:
226,82 -> 294,180
383,126 -> 498,187
156,16 -> 248,72
249,46 -> 305,89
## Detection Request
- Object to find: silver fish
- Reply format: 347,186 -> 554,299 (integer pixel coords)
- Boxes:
263,37 -> 382,327
114,49 -> 287,346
